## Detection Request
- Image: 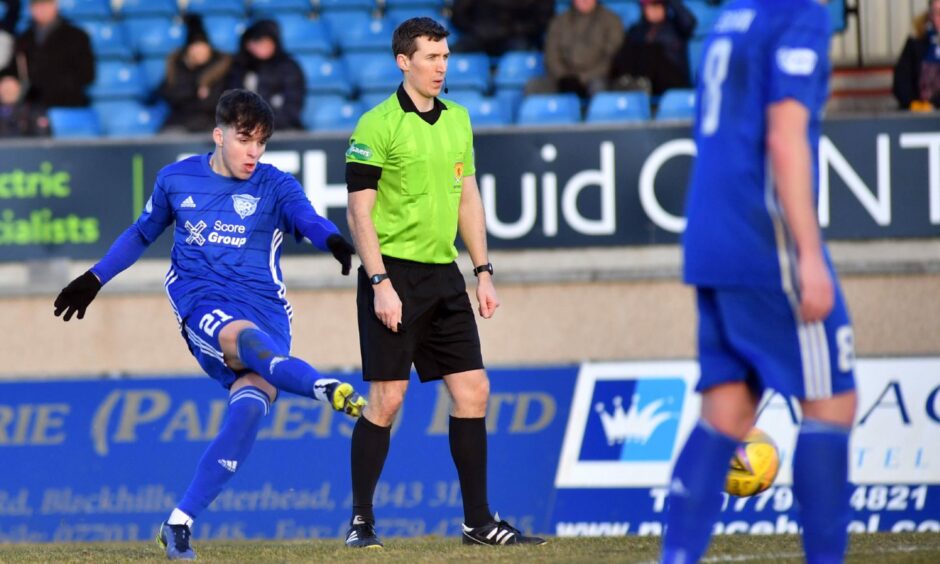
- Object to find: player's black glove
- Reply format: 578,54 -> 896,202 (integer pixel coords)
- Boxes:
326,234 -> 356,276
53,270 -> 102,321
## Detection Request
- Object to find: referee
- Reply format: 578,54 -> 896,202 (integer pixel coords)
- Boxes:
343,17 -> 545,549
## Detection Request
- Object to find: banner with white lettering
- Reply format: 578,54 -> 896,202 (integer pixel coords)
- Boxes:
0,115 -> 937,261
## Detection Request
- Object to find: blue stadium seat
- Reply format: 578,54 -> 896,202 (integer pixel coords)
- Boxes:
94,101 -> 165,137
140,56 -> 169,92
446,91 -> 510,127
58,0 -> 111,21
302,98 -> 364,132
124,18 -> 185,58
494,51 -> 544,90
687,0 -> 722,37
319,11 -> 372,46
338,16 -> 395,53
384,0 -> 445,8
359,91 -> 393,110
250,0 -> 312,17
346,52 -> 400,93
118,0 -> 178,19
277,15 -> 332,56
186,0 -> 246,18
656,89 -> 696,121
606,1 -> 640,28
48,107 -> 101,138
203,15 -> 247,53
296,54 -> 354,97
517,93 -> 581,126
445,53 -> 490,94
78,20 -> 132,61
494,88 -> 524,122
586,91 -> 651,123
688,38 -> 705,83
88,61 -> 146,101
384,8 -> 444,27
318,0 -> 375,12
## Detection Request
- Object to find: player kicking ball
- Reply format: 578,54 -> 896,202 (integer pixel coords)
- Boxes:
53,89 -> 366,560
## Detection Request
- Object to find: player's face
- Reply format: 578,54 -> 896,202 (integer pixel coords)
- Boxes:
399,36 -> 449,101
211,125 -> 267,180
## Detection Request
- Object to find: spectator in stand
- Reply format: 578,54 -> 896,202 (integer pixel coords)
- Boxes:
525,0 -> 623,98
0,70 -> 45,136
226,19 -> 304,130
0,1 -> 21,71
9,0 -> 94,108
893,0 -> 940,111
608,0 -> 696,96
451,0 -> 555,56
160,14 -> 231,132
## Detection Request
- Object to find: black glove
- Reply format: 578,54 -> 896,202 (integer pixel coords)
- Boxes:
326,234 -> 356,276
54,270 -> 102,321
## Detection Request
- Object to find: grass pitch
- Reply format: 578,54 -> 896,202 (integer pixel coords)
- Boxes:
0,533 -> 938,563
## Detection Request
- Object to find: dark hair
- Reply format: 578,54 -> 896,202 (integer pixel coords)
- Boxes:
392,17 -> 449,58
215,89 -> 274,141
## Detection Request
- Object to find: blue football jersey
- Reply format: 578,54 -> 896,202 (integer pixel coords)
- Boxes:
682,0 -> 831,289
136,153 -> 333,323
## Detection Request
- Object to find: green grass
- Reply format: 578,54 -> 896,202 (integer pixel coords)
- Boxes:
0,533 -> 938,563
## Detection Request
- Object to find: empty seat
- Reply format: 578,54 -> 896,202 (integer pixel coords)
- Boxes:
58,0 -> 111,21
319,10 -> 372,45
124,18 -> 185,58
186,0 -> 246,18
79,20 -> 132,61
338,16 -> 394,53
447,91 -> 510,127
48,107 -> 101,138
345,52 -> 400,93
88,61 -> 146,101
445,53 -> 490,94
250,0 -> 312,17
203,14 -> 247,53
687,0 -> 722,37
94,100 -> 165,137
139,56 -> 169,92
656,88 -> 696,120
277,15 -> 333,55
384,7 -> 443,27
517,93 -> 581,125
318,0 -> 375,12
586,91 -> 651,123
303,98 -> 364,132
296,54 -> 354,97
119,0 -> 178,19
358,91 -> 392,110
494,51 -> 543,90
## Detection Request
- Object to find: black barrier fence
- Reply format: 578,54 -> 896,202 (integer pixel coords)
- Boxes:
0,116 -> 938,262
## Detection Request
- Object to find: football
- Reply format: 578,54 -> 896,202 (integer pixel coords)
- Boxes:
724,428 -> 780,497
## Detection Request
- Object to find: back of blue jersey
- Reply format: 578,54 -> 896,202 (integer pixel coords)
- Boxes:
682,0 -> 831,289
136,154 -> 320,323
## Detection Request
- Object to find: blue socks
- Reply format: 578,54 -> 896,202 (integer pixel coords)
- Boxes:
176,386 -> 270,519
794,418 -> 851,564
662,420 -> 739,564
236,328 -> 320,398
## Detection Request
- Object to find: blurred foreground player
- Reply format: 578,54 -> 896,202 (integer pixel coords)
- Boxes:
662,1 -> 857,563
53,89 -> 366,560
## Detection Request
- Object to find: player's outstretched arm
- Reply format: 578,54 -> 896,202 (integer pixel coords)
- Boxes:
458,175 -> 499,319
767,99 -> 833,322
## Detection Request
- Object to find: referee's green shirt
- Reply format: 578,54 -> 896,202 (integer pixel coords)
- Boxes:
345,86 -> 476,264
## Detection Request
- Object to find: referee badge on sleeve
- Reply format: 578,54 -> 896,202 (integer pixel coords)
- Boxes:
453,161 -> 464,189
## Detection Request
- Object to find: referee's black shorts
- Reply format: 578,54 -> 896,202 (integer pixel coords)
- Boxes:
356,256 -> 484,382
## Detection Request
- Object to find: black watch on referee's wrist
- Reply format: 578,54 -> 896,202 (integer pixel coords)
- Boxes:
370,273 -> 389,285
473,262 -> 494,277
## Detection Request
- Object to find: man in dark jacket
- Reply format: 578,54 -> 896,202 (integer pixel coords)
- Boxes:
10,0 -> 94,108
893,0 -> 940,110
226,19 -> 304,130
451,0 -> 554,56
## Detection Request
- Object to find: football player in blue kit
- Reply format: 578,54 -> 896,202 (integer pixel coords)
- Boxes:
53,89 -> 367,560
662,2 -> 857,563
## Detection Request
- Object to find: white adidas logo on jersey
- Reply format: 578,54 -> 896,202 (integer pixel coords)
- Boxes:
181,196 -> 196,208
218,459 -> 238,472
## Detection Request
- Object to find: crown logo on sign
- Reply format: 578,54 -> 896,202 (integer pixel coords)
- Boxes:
594,394 -> 673,446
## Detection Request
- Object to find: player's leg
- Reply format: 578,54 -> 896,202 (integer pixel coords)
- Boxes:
159,374 -> 274,560
662,288 -> 756,564
791,289 -> 857,564
215,316 -> 364,415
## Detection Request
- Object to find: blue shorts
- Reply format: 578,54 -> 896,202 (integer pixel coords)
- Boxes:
181,301 -> 292,389
696,286 -> 856,400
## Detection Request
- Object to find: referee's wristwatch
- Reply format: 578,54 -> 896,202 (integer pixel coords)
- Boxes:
473,262 -> 494,277
370,273 -> 389,285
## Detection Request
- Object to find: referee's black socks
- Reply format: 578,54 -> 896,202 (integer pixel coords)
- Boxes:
350,415 -> 391,523
449,416 -> 493,528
